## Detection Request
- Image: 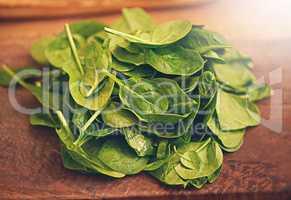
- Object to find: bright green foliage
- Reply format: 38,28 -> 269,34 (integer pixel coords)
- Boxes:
31,36 -> 55,64
0,8 -> 271,189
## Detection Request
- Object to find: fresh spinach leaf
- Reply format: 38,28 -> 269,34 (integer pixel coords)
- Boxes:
105,20 -> 192,47
179,27 -> 229,53
101,101 -> 137,128
3,8 -> 271,189
30,36 -> 55,64
30,112 -> 59,128
123,127 -> 154,156
97,136 -> 149,175
207,116 -> 244,152
145,46 -> 205,75
216,89 -> 261,130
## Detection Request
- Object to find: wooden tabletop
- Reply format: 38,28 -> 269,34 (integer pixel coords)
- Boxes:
1,0 -> 291,199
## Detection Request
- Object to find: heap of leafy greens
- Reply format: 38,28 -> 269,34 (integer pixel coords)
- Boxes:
0,8 -> 271,188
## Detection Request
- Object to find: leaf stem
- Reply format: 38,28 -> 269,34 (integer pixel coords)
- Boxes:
81,110 -> 101,132
102,70 -> 161,111
2,65 -> 31,89
196,137 -> 211,152
64,24 -> 84,75
55,110 -> 72,134
104,27 -> 143,43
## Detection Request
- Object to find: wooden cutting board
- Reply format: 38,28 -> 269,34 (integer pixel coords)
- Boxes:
0,0 -> 212,19
0,0 -> 291,199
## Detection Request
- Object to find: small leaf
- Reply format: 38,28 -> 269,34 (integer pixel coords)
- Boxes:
102,102 -> 137,128
123,127 -> 154,156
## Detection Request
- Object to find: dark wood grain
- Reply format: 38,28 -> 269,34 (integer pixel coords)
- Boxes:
1,0 -> 291,199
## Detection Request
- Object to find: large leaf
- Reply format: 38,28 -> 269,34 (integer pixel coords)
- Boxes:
175,139 -> 223,180
30,36 -> 55,64
216,89 -> 261,130
55,111 -> 125,178
207,116 -> 244,152
145,46 -> 205,75
45,34 -> 114,110
122,8 -> 155,32
60,20 -> 106,38
113,46 -> 145,65
105,20 -> 192,47
212,49 -> 256,90
116,77 -> 199,123
79,41 -> 110,97
97,137 -> 149,175
248,83 -> 272,102
179,27 -> 229,53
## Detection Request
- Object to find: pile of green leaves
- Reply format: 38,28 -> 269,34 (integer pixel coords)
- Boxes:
0,8 -> 271,188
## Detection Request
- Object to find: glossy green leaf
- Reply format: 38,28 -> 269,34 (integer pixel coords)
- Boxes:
79,41 -> 110,97
207,116 -> 244,152
216,89 -> 261,130
55,111 -> 125,178
7,8 -> 271,189
179,27 -> 229,53
175,140 -> 223,180
97,137 -> 149,175
248,83 -> 272,102
60,20 -> 106,38
145,46 -> 205,75
111,57 -> 135,72
113,46 -> 145,65
175,75 -> 200,93
105,20 -> 192,46
212,49 -> 256,90
117,77 -> 199,123
30,36 -> 55,64
46,32 -> 115,110
101,102 -> 137,128
123,127 -> 154,156
30,112 -> 59,128
122,8 -> 155,32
